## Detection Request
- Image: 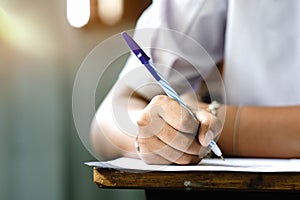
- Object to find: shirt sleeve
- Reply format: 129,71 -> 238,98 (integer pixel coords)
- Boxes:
119,0 -> 227,101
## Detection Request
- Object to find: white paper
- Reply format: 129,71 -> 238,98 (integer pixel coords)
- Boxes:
85,157 -> 300,172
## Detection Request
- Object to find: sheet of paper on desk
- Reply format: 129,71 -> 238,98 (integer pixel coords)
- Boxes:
85,157 -> 300,172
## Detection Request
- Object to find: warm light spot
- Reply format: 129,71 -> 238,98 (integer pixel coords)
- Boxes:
66,0 -> 90,28
0,7 -> 57,58
97,0 -> 123,26
0,8 -> 16,44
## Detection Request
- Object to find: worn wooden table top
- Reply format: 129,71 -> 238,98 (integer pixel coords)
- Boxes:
93,167 -> 300,192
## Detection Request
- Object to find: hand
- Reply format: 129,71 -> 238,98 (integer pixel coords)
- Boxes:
136,95 -> 222,165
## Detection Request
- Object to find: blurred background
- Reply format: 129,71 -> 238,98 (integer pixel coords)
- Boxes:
0,0 -> 151,199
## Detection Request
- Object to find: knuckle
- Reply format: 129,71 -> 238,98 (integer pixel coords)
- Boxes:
151,95 -> 169,104
137,112 -> 150,126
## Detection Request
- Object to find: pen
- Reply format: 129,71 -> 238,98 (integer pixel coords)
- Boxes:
122,31 -> 224,160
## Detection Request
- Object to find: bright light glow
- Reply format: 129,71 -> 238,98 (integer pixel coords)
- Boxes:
0,8 -> 57,58
98,0 -> 123,26
66,0 -> 90,28
0,8 -> 11,41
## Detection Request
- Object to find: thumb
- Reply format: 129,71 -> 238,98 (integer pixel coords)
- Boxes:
195,111 -> 223,147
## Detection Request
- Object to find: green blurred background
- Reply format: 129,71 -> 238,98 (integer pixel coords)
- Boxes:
0,0 -> 151,199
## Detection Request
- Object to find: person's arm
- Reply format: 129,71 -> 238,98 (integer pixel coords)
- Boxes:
90,0 -> 228,163
90,83 -> 148,161
90,82 -> 222,164
217,105 -> 300,158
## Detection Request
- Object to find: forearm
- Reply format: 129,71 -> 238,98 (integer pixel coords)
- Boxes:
218,105 -> 300,158
90,86 -> 148,161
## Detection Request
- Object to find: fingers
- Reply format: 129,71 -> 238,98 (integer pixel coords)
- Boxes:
137,105 -> 203,165
137,135 -> 201,165
137,116 -> 202,164
155,122 -> 202,155
195,110 -> 223,147
137,95 -> 199,134
136,94 -> 223,165
137,102 -> 202,155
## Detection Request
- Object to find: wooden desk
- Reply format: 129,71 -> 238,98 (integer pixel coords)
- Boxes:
93,167 -> 300,199
93,167 -> 300,191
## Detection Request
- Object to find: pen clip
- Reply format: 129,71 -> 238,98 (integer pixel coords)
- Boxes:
122,32 -> 150,64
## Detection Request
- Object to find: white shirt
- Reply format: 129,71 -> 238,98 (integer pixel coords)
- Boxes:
119,0 -> 300,106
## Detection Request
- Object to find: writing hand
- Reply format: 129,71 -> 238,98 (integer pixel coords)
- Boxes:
136,95 -> 222,165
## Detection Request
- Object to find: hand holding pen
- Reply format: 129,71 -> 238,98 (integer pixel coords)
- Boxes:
122,32 -> 224,164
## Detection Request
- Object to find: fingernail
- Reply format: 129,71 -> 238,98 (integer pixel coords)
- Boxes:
203,130 -> 214,146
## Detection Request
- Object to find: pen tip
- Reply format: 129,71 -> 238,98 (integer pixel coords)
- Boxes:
220,155 -> 225,161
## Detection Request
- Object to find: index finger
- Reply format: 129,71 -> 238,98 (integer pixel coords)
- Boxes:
142,95 -> 199,134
